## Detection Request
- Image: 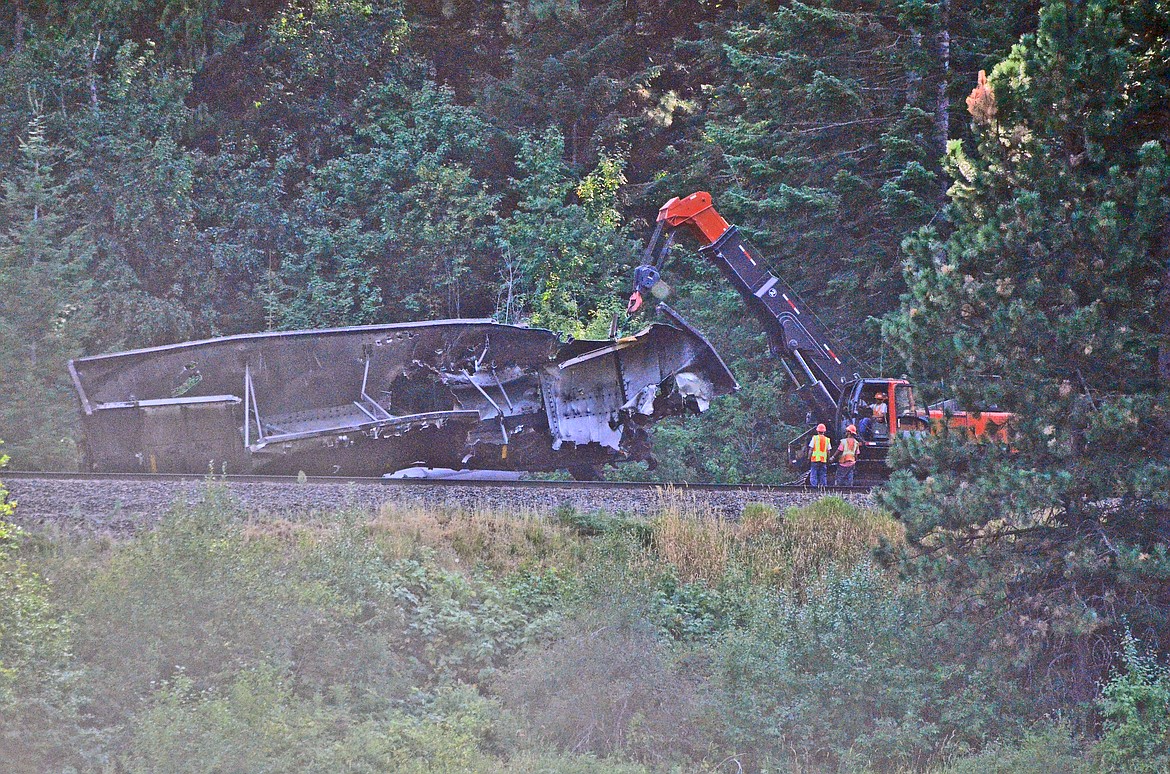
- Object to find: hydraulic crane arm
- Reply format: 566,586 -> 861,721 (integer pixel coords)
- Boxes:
630,191 -> 855,422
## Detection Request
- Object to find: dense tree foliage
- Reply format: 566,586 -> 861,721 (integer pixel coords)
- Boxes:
883,0 -> 1170,701
621,0 -> 1041,481
0,113 -> 94,468
0,0 -> 1044,475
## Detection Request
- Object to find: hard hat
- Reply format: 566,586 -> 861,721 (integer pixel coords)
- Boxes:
875,392 -> 886,399
846,424 -> 857,433
816,423 -> 826,432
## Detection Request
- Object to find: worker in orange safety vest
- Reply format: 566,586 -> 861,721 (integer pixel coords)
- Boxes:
808,423 -> 830,487
831,424 -> 861,486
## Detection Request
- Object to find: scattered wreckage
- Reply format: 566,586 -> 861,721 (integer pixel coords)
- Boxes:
69,307 -> 737,477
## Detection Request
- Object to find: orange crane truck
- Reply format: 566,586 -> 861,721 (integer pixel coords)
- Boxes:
628,191 -> 1011,484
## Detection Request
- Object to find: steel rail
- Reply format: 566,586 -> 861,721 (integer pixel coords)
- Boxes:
0,470 -> 875,494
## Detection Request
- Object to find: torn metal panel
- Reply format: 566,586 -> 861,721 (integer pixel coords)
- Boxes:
70,315 -> 737,477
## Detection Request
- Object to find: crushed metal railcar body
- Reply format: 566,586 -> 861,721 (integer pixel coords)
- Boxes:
68,306 -> 737,477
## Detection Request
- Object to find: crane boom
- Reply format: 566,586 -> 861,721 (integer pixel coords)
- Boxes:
635,191 -> 855,422
629,190 -> 1012,484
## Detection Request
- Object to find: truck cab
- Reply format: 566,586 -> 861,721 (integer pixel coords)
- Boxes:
788,377 -> 930,485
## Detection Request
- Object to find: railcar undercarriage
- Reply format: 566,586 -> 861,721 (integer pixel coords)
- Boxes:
69,308 -> 737,477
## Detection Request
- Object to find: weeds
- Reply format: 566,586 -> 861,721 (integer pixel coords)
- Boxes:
491,608 -> 717,768
650,494 -> 903,589
652,503 -> 733,583
714,561 -> 1020,771
367,502 -> 585,573
1097,628 -> 1170,772
938,722 -> 1094,773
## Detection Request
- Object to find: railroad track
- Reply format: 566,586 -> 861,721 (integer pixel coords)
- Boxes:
0,469 -> 873,494
0,471 -> 878,534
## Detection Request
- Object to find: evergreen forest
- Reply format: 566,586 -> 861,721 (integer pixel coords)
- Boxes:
1,0 -> 1169,771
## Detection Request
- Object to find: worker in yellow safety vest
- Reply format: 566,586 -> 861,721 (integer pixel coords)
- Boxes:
831,424 -> 861,486
807,423 -> 831,487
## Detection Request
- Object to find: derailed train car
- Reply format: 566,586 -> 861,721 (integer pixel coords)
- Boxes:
68,306 -> 737,477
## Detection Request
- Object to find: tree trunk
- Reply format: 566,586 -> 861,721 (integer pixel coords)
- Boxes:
14,0 -> 25,54
907,30 -> 922,104
1159,217 -> 1170,451
88,33 -> 102,113
936,0 -> 951,161
1160,258 -> 1170,392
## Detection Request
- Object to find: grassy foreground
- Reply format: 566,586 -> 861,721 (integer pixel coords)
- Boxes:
0,483 -> 1157,772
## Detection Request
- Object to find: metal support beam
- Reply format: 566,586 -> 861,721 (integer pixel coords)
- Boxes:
359,357 -> 393,419
492,368 -> 515,412
462,369 -> 509,444
246,367 -> 264,443
244,362 -> 251,447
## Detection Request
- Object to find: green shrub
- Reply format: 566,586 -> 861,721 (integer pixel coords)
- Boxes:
303,521 -> 573,686
499,752 -> 651,773
651,571 -> 745,641
70,493 -> 351,726
938,722 -> 1094,774
125,666 -> 506,773
0,465 -> 97,772
554,504 -> 651,544
491,608 -> 718,768
66,494 -> 575,733
1097,629 -> 1170,772
372,556 -> 562,683
714,562 -> 1019,771
0,520 -> 66,701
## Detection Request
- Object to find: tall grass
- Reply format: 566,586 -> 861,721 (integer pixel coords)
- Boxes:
651,494 -> 903,587
650,491 -> 732,583
365,502 -> 585,573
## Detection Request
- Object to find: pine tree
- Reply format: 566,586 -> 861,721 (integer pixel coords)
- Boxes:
882,0 -> 1170,702
685,1 -> 1037,362
690,0 -> 937,364
477,0 -> 640,169
0,112 -> 95,468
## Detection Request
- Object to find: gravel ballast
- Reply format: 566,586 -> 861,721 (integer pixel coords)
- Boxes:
2,476 -> 876,535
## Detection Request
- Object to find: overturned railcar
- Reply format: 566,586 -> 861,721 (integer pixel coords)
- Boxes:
69,307 -> 737,477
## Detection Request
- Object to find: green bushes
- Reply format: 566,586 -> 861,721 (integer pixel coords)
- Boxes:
66,492 -> 576,726
77,494 -> 651,772
1097,629 -> 1170,772
0,531 -> 94,769
491,609 -> 718,768
712,562 -> 1018,771
71,493 -> 355,726
7,487 -> 1169,772
139,672 -> 646,774
939,723 -> 1094,774
541,497 -> 1027,771
524,498 -> 1027,771
125,670 -> 507,773
651,571 -> 746,641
